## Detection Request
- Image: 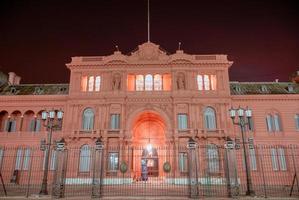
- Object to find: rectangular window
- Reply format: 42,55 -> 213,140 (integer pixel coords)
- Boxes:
204,75 -> 210,90
50,150 -> 58,170
210,75 -> 217,90
22,148 -> 30,170
88,76 -> 94,92
127,74 -> 135,91
110,114 -> 120,130
178,114 -> 188,130
15,149 -> 23,170
266,115 -> 273,132
278,148 -> 287,171
108,152 -> 119,171
8,120 -> 17,132
273,114 -> 282,132
95,76 -> 101,91
295,114 -> 299,131
0,148 -> 4,167
271,148 -> 279,171
81,76 -> 87,92
179,152 -> 188,172
197,75 -> 203,90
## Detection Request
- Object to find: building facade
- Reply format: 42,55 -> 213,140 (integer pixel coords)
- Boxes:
0,42 -> 299,197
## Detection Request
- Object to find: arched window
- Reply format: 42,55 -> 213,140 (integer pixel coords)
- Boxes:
136,75 -> 144,91
88,76 -> 94,91
79,145 -> 91,172
95,76 -> 101,91
82,108 -> 94,131
207,145 -> 219,173
154,74 -> 162,91
197,75 -> 203,90
145,74 -> 153,91
266,113 -> 282,132
204,107 -> 217,130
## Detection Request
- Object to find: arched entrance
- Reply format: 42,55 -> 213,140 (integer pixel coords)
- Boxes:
131,111 -> 166,178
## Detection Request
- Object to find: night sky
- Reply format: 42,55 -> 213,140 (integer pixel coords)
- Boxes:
0,0 -> 298,84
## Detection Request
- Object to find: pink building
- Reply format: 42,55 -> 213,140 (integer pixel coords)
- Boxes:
0,42 -> 299,198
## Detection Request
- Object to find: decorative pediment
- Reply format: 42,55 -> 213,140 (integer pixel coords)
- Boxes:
128,42 -> 169,61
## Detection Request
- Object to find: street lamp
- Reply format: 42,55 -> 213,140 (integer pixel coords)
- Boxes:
229,106 -> 255,196
39,109 -> 64,195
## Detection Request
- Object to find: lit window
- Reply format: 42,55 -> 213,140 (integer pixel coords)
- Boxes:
108,152 -> 119,171
145,74 -> 153,91
178,114 -> 188,130
204,107 -> 217,130
295,114 -> 299,131
79,145 -> 91,172
82,108 -> 94,131
95,76 -> 101,91
136,75 -> 144,91
162,74 -> 171,91
204,75 -> 210,90
179,152 -> 188,172
127,74 -> 135,91
88,76 -> 94,91
81,76 -> 87,92
271,148 -> 287,171
207,145 -> 219,173
197,75 -> 203,90
211,75 -> 217,90
154,74 -> 162,91
110,114 -> 120,129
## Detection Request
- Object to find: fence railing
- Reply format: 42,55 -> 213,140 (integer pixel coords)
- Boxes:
0,144 -> 298,198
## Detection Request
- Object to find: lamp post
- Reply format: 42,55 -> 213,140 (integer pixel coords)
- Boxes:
39,109 -> 64,195
229,106 -> 255,196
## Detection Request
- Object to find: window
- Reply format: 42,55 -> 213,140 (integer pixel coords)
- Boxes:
249,148 -> 257,171
204,75 -> 210,90
207,145 -> 219,173
29,119 -> 41,132
204,107 -> 217,130
266,114 -> 282,133
162,74 -> 171,91
295,114 -> 299,131
108,152 -> 119,171
95,76 -> 101,91
82,108 -> 94,131
81,76 -> 88,92
88,76 -> 94,92
50,150 -> 58,170
271,148 -> 287,171
79,145 -> 91,172
110,114 -> 120,130
145,74 -> 153,91
136,75 -> 144,91
247,117 -> 254,131
179,152 -> 188,172
210,75 -> 217,90
0,148 -> 4,167
197,75 -> 203,90
15,148 -> 30,170
6,119 -> 16,132
178,114 -> 188,130
154,74 -> 162,91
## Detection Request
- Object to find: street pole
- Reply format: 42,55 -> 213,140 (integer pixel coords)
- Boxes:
39,119 -> 53,195
229,107 -> 255,196
39,110 -> 63,195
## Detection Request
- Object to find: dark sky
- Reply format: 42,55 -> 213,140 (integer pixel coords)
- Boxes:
0,0 -> 298,84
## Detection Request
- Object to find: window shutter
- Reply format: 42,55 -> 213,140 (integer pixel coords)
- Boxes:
278,148 -> 287,171
11,120 -> 17,132
29,119 -> 35,132
296,114 -> 299,130
15,148 -> 23,170
266,115 -> 273,132
35,119 -> 41,132
0,148 -> 4,167
3,119 -> 8,132
249,148 -> 257,170
79,145 -> 91,172
274,114 -> 281,132
270,148 -> 278,171
50,150 -> 57,170
22,148 -> 31,170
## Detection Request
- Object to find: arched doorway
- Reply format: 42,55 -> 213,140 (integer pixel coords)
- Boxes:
131,111 -> 166,178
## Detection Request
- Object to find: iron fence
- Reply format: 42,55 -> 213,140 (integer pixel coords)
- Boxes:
0,144 -> 298,198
